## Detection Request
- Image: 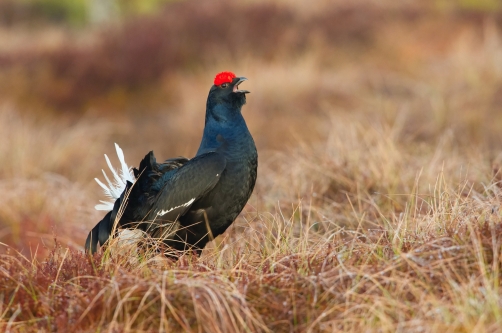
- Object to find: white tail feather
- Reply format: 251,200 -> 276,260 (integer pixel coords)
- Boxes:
105,154 -> 122,186
95,177 -> 113,198
115,143 -> 135,183
95,201 -> 115,211
95,143 -> 136,211
100,168 -> 122,199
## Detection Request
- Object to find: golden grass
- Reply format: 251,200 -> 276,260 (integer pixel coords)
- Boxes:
1,0 -> 502,332
1,170 -> 502,331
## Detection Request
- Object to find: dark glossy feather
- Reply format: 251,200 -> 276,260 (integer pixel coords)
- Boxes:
85,74 -> 257,257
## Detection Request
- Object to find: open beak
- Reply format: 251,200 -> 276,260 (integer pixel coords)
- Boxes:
233,77 -> 250,94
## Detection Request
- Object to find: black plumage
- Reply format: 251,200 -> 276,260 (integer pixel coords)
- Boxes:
85,72 -> 257,257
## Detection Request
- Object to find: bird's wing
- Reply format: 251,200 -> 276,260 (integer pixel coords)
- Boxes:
121,151 -> 190,223
148,151 -> 226,224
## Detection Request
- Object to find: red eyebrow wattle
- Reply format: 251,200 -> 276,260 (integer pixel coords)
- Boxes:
214,71 -> 236,86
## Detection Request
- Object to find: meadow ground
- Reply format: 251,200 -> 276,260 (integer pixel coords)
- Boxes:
1,1 -> 502,332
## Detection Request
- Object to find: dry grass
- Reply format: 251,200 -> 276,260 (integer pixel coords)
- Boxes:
1,0 -> 502,332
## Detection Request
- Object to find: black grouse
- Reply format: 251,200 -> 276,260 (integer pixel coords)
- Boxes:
85,71 -> 257,256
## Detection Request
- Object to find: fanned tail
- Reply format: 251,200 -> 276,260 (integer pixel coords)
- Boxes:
94,143 -> 135,211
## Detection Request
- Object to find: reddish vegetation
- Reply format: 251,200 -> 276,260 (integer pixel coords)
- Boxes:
2,219 -> 501,331
1,1 -> 501,112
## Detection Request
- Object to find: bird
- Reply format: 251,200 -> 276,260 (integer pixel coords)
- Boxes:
85,71 -> 257,257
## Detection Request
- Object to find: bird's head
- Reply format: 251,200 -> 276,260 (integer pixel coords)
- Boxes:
206,72 -> 249,122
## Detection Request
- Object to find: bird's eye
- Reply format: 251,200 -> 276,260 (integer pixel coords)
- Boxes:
220,83 -> 229,88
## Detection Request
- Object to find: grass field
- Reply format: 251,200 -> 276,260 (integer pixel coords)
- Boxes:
1,0 -> 502,332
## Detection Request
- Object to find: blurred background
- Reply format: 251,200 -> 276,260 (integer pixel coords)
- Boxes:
1,0 -> 502,256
